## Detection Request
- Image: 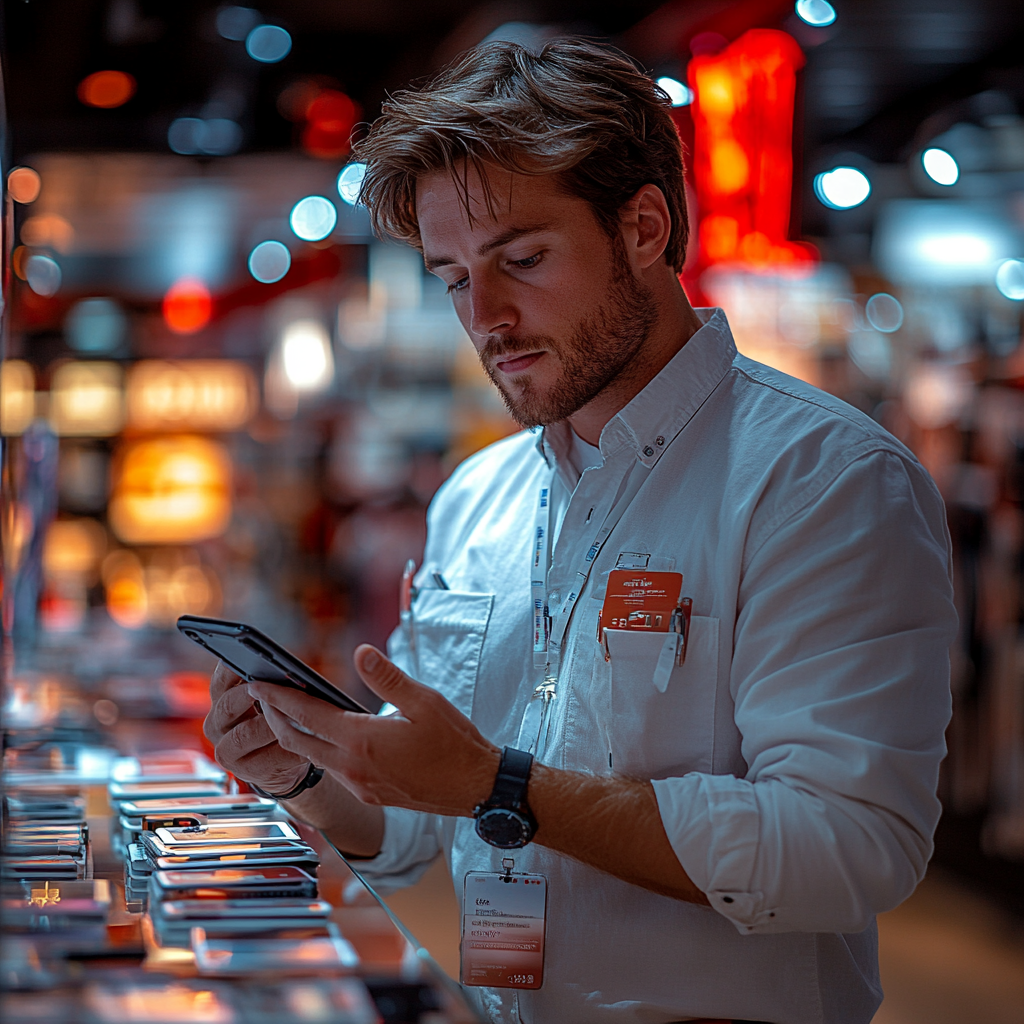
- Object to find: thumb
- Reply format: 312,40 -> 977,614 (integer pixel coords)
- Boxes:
353,644 -> 438,720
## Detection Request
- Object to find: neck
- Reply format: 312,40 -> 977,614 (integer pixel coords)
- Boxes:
567,279 -> 703,446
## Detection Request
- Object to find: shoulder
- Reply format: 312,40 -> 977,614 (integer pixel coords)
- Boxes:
719,354 -> 944,548
728,353 -> 912,460
426,429 -> 544,532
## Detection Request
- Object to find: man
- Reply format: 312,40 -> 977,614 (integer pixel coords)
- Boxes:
205,40 -> 957,1024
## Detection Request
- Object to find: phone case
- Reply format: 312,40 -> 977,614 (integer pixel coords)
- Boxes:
176,614 -> 370,714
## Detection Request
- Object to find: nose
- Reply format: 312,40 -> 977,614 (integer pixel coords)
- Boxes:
467,279 -> 518,340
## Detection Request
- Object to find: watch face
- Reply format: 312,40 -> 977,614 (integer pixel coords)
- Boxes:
474,807 -> 534,849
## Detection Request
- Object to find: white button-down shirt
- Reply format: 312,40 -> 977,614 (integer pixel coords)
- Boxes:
357,308 -> 957,1024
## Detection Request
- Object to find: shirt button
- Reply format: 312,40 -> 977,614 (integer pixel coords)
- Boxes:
722,896 -> 734,903
643,445 -> 654,457
655,435 -> 665,446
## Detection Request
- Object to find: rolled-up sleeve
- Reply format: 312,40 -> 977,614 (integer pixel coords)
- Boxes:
654,450 -> 958,934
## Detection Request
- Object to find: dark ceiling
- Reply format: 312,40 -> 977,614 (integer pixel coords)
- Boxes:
4,0 -> 1024,177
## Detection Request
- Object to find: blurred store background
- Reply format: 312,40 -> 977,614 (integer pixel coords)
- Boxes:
2,2 -> 1024,1021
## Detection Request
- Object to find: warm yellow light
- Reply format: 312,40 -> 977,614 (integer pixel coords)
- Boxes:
43,518 -> 106,580
1,360 -> 36,435
108,436 -> 232,544
126,360 -> 257,432
49,361 -> 124,436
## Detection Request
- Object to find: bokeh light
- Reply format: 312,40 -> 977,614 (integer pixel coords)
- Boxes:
168,117 -> 242,156
302,89 -> 357,159
795,0 -> 836,27
8,166 -> 41,204
246,24 -> 292,63
49,362 -> 125,437
995,259 -> 1024,301
21,213 -> 75,252
0,360 -> 36,436
282,320 -> 334,390
814,166 -> 871,209
216,5 -> 260,41
66,298 -> 127,354
922,147 -> 959,186
337,163 -> 366,206
656,76 -> 692,106
25,254 -> 62,296
77,70 -> 136,109
865,293 -> 904,333
290,195 -> 337,241
126,360 -> 257,431
108,436 -> 233,545
163,277 -> 213,334
248,240 -> 292,283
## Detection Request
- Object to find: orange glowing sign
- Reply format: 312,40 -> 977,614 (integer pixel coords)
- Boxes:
688,29 -> 814,270
78,70 -> 136,109
49,361 -> 125,436
108,436 -> 232,545
1,360 -> 36,435
163,278 -> 213,335
126,360 -> 258,432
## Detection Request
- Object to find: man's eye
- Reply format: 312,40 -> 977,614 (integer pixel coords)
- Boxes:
446,276 -> 469,294
511,253 -> 542,269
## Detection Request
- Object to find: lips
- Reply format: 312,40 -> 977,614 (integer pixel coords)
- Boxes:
494,352 -> 544,374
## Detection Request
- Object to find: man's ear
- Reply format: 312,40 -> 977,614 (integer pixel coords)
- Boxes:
622,184 -> 672,271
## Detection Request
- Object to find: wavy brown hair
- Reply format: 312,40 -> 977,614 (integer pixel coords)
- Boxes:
352,38 -> 689,272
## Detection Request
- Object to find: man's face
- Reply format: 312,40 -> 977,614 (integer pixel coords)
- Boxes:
417,167 -> 656,429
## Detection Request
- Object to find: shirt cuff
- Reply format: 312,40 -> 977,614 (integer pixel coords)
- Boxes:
345,805 -> 440,897
653,773 -> 779,934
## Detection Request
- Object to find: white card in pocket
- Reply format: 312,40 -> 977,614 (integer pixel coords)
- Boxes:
461,866 -> 546,990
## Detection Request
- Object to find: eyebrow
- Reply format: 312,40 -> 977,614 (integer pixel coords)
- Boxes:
423,222 -> 553,271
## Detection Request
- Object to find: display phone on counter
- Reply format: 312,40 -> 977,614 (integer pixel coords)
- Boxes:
176,614 -> 370,714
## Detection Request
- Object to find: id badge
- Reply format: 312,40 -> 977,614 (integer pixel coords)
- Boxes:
460,864 -> 547,990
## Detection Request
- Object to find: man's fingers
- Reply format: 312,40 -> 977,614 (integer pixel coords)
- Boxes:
214,715 -> 281,765
210,661 -> 244,702
352,645 -> 440,720
204,682 -> 259,743
247,682 -> 348,740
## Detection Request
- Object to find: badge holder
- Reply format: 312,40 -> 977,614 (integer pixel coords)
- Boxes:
461,858 -> 547,990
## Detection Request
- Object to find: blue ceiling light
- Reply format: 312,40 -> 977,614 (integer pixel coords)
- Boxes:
795,0 -> 837,27
246,24 -> 292,63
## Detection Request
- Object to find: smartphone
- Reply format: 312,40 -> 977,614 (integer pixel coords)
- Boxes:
177,614 -> 370,714
151,865 -> 318,900
119,795 -> 277,818
108,780 -> 225,801
154,821 -> 300,846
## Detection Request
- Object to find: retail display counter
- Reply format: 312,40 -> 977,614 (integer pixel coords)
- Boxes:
1,717 -> 478,1024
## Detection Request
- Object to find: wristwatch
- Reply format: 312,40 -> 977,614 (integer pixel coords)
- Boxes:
474,746 -> 537,849
248,762 -> 325,801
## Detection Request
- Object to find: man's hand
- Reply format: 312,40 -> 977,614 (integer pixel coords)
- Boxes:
203,662 -> 309,796
248,645 -> 500,816
250,646 -> 707,904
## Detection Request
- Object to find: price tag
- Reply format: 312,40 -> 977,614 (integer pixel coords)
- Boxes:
460,868 -> 547,990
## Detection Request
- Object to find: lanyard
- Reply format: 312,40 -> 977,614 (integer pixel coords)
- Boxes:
519,457 -> 652,757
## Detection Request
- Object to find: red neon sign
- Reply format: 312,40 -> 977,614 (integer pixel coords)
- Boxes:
688,29 -> 815,271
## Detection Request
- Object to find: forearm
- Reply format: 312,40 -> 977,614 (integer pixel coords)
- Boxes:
281,772 -> 385,858
528,764 -> 709,905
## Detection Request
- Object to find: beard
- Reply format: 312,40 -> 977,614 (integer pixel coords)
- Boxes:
478,246 -> 659,429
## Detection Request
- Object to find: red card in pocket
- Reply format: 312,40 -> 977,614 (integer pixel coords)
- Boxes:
599,570 -> 683,637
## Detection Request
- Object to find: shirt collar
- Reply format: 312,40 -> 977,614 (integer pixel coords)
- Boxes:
537,307 -> 737,470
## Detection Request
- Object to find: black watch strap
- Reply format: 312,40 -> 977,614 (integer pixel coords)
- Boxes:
488,746 -> 533,808
249,762 -> 325,801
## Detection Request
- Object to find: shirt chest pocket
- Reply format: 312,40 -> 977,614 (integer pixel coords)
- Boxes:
406,590 -> 494,718
600,617 -> 719,779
